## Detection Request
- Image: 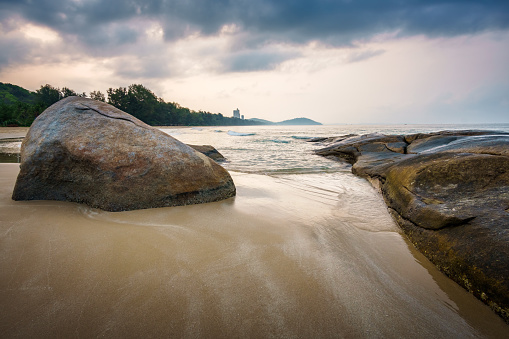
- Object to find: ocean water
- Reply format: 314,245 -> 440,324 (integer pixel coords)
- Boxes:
162,123 -> 509,175
1,124 -> 509,337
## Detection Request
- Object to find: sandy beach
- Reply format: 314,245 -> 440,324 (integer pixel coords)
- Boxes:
1,163 -> 508,337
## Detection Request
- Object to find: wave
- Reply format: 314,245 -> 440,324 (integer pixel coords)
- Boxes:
290,136 -> 312,140
159,128 -> 181,136
227,131 -> 256,136
268,139 -> 290,144
264,167 -> 340,175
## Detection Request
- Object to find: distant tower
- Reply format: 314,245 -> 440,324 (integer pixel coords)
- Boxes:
233,108 -> 240,119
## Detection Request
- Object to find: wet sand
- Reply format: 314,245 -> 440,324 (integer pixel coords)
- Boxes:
0,164 -> 507,338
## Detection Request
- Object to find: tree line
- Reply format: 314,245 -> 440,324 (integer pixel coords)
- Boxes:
0,82 -> 262,127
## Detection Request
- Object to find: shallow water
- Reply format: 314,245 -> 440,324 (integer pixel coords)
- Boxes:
1,162 -> 508,338
161,123 -> 509,175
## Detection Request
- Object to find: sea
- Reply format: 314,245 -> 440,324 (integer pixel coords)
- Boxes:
162,123 -> 509,174
1,123 -> 509,337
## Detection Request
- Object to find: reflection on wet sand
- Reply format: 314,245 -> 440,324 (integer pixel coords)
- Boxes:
0,164 -> 507,338
0,153 -> 19,163
0,135 -> 23,163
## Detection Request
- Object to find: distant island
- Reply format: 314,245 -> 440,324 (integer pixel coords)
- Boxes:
249,117 -> 322,126
277,118 -> 322,125
0,82 -> 320,127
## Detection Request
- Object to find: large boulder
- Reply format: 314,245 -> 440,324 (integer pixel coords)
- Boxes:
12,97 -> 236,211
315,130 -> 509,322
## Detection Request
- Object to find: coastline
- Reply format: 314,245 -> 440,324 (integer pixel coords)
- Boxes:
314,130 -> 509,322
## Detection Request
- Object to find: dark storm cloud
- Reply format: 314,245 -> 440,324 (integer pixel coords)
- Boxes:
1,0 -> 508,73
2,0 -> 508,44
0,33 -> 33,66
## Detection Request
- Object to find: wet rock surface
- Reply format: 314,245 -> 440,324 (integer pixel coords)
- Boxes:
314,130 -> 509,322
12,97 -> 235,211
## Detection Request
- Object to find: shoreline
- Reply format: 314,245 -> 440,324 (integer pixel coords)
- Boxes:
314,130 -> 509,322
0,127 -> 29,140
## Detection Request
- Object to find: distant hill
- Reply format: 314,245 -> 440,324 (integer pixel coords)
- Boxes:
247,118 -> 274,124
0,83 -> 37,105
277,118 -> 322,125
248,117 -> 322,125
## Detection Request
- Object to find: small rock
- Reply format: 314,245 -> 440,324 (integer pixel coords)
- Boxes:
188,145 -> 226,162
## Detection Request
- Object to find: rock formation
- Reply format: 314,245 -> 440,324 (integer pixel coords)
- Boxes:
314,130 -> 509,322
12,97 -> 236,211
188,144 -> 226,162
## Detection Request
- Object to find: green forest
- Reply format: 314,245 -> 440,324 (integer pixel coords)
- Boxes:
0,82 -> 263,127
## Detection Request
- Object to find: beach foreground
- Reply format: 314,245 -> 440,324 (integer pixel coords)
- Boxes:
1,163 -> 508,337
315,130 -> 509,321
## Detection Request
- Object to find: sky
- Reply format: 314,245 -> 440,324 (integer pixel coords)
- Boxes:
0,0 -> 508,124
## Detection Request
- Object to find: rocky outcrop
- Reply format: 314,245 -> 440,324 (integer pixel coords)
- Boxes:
12,97 -> 236,211
188,144 -> 226,162
314,130 -> 509,322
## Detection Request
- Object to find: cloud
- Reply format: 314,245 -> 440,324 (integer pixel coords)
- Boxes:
0,17 -> 64,69
345,49 -> 385,63
3,1 -> 509,47
1,0 -> 509,79
0,34 -> 33,67
222,48 -> 301,72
